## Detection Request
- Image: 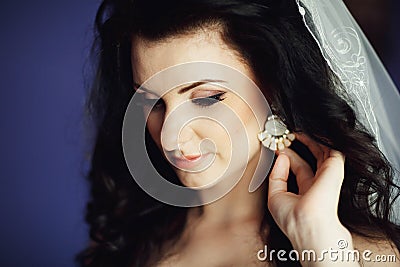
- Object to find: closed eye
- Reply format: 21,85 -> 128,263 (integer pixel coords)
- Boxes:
191,92 -> 226,107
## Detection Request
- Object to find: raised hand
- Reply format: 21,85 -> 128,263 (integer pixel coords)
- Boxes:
267,133 -> 359,266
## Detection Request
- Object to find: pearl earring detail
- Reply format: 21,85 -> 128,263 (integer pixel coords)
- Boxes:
258,115 -> 295,151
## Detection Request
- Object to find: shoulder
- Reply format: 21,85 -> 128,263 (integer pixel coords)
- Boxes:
351,232 -> 400,266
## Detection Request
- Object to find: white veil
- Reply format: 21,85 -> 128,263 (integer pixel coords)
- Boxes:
295,0 -> 400,222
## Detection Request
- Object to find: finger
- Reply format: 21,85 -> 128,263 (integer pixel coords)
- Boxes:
315,149 -> 345,181
278,148 -> 314,194
268,153 -> 290,201
306,149 -> 345,208
267,154 -> 298,226
295,133 -> 328,168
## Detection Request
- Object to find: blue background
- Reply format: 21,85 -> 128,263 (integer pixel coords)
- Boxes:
0,0 -> 97,266
0,1 -> 399,266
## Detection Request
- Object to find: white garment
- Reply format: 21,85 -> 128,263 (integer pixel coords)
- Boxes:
296,0 -> 400,222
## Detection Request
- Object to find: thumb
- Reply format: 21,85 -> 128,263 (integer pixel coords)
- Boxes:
268,153 -> 291,201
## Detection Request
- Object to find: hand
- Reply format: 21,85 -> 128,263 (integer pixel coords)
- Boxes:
267,133 -> 358,266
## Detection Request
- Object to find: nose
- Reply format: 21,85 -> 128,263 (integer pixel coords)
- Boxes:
160,104 -> 196,154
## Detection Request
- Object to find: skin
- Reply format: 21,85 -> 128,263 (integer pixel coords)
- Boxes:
130,28 -> 400,267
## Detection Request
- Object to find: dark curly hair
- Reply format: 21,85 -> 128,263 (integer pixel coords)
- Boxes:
77,0 -> 400,266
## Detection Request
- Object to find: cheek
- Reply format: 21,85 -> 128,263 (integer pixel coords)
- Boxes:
235,103 -> 261,152
243,106 -> 260,135
146,111 -> 163,147
190,119 -> 231,156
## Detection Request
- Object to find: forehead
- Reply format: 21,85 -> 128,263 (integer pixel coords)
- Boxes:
130,30 -> 255,94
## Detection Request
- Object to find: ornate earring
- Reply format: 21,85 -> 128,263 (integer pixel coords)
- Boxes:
258,115 -> 295,151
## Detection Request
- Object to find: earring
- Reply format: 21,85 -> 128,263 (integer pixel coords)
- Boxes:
258,115 -> 295,151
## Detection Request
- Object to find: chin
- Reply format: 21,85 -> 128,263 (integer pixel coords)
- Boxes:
177,172 -> 222,189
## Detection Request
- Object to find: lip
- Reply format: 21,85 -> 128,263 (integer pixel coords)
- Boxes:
181,154 -> 202,160
171,153 -> 213,170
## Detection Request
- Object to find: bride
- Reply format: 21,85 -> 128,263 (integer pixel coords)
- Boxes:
78,0 -> 400,266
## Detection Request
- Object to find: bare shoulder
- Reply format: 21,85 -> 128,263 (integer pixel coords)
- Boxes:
351,232 -> 400,266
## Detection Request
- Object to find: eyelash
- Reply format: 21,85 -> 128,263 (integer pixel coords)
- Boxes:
138,92 -> 226,110
191,92 -> 226,107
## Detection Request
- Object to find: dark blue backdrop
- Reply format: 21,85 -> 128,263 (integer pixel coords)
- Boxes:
0,1 -> 399,267
0,0 -> 97,266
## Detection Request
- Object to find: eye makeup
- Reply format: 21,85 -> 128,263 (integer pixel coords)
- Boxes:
134,85 -> 227,110
191,91 -> 226,108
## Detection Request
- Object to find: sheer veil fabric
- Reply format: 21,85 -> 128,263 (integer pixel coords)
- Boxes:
295,0 -> 400,222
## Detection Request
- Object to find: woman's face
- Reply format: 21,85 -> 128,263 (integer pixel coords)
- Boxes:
131,29 -> 265,188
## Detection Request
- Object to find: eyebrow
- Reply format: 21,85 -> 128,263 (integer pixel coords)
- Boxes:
133,79 -> 227,95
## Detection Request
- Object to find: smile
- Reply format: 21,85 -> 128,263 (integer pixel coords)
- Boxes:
171,153 -> 214,170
